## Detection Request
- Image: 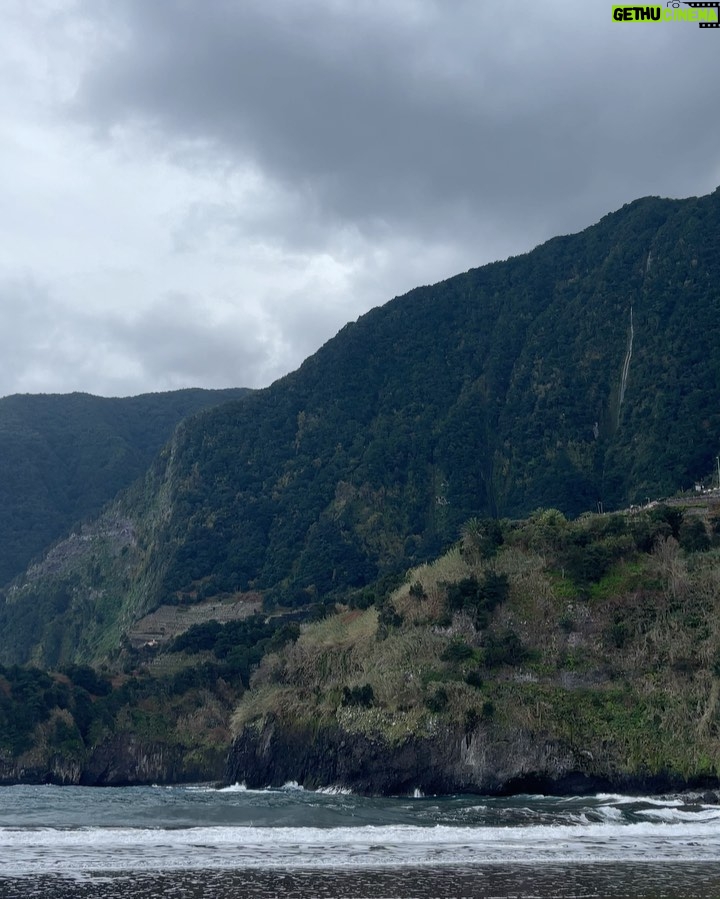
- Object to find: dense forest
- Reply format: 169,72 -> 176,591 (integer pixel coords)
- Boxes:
1,188 -> 720,672
141,190 -> 720,609
0,388 -> 249,586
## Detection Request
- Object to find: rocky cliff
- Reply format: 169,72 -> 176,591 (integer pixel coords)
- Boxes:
0,732 -> 225,787
226,719 -> 714,796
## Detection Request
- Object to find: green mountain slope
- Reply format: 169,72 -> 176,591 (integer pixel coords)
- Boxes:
3,188 -> 720,667
227,503 -> 720,794
3,501 -> 719,790
0,388 -> 250,586
125,188 -> 720,602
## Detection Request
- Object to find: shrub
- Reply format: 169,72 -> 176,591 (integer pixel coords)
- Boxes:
341,684 -> 375,707
425,687 -> 449,713
560,543 -> 611,585
63,664 -> 112,696
480,571 -> 510,612
445,571 -> 509,624
377,599 -> 403,628
483,629 -> 527,668
651,505 -> 684,540
607,617 -> 629,649
481,700 -> 495,720
441,640 -> 475,663
465,669 -> 484,689
446,577 -> 480,612
679,519 -> 710,553
267,622 -> 301,652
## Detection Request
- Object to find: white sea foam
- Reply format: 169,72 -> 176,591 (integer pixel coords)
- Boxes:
594,793 -> 685,807
217,782 -> 248,792
317,785 -> 353,795
3,787 -> 720,879
594,805 -> 623,821
3,818 -> 720,877
637,806 -> 720,823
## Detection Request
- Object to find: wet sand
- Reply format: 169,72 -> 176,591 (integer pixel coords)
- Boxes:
3,864 -> 720,899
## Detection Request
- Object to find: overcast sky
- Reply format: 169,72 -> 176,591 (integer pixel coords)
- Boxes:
1,0 -> 718,398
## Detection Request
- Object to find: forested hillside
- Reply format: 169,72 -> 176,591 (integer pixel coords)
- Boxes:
2,188 -> 720,668
3,500 -> 720,790
0,388 -> 249,586
115,188 -> 720,606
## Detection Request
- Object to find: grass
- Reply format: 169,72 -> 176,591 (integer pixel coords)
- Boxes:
228,508 -> 720,783
588,559 -> 646,604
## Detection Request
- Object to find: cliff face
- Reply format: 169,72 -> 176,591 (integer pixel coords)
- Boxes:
0,387 -> 250,588
226,719 -> 712,796
0,732 -> 225,787
225,719 -> 570,795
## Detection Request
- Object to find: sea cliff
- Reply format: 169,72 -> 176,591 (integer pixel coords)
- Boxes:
226,719 -> 719,796
0,732 -> 225,787
225,507 -> 720,796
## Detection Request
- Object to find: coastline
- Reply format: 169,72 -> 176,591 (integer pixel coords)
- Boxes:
225,720 -> 720,800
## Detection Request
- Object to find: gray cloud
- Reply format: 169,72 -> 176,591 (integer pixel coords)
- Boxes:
0,277 -> 277,396
0,0 -> 718,398
105,291 -> 272,389
75,1 -> 720,244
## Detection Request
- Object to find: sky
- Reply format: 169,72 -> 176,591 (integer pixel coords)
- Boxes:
1,0 -> 718,398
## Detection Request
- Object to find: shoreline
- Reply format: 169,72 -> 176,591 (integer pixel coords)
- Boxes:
3,862 -> 720,899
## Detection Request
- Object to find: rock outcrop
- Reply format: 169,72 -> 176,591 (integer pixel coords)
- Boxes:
226,718 -> 718,796
0,734 -> 225,787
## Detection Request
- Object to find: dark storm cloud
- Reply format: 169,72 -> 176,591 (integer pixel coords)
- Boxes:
2,0 -> 718,399
75,0 -> 720,253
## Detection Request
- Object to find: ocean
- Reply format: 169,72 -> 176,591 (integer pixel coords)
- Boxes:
1,783 -> 720,898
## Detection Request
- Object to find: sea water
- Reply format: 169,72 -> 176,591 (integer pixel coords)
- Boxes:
1,783 -> 720,897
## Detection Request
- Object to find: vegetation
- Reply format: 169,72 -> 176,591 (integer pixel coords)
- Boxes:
2,189 -> 720,785
2,502 -> 720,785
0,611 -> 300,779
232,505 -> 720,782
0,388 -> 249,586
41,189 -> 720,623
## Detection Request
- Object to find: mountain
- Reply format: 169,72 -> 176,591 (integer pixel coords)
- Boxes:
0,388 -> 250,587
2,187 -> 720,668
3,499 -> 720,791
227,501 -> 720,795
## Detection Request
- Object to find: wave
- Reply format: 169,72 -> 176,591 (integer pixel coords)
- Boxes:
187,781 -> 351,797
587,805 -> 624,822
3,787 -> 720,878
637,807 -> 720,823
3,818 -> 720,877
594,793 -> 686,807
